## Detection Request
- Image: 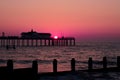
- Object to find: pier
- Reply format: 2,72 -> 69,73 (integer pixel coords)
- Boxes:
0,30 -> 76,47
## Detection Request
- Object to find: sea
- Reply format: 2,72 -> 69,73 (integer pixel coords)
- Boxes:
0,41 -> 120,80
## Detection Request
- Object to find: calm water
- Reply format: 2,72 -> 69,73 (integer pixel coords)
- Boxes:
0,41 -> 120,73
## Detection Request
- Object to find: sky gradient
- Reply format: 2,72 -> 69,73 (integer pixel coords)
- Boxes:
0,0 -> 120,40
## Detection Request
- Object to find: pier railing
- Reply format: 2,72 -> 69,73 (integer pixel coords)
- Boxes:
0,56 -> 120,80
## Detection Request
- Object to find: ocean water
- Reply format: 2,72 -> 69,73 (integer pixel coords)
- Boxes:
0,41 -> 120,79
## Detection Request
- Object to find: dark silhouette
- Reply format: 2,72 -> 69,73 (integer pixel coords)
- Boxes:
103,57 -> 107,69
71,58 -> 75,71
0,30 -> 76,47
88,57 -> 93,70
53,59 -> 57,73
0,57 -> 120,80
21,29 -> 51,39
117,56 -> 120,68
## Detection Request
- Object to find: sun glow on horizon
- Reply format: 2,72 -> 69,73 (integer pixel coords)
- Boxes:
54,36 -> 58,39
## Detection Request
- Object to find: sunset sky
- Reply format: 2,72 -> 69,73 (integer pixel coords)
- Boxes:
0,0 -> 120,40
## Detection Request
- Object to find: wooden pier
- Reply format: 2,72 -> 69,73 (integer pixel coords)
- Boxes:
0,37 -> 75,47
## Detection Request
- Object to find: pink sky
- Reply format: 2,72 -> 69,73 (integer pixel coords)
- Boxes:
0,0 -> 120,40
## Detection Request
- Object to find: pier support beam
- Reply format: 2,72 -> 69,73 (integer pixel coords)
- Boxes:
17,39 -> 20,47
52,40 -> 54,46
48,40 -> 50,46
36,39 -> 38,47
73,39 -> 75,46
40,40 -> 42,46
31,39 -> 33,47
22,39 -> 24,47
70,40 -> 72,46
44,40 -> 47,46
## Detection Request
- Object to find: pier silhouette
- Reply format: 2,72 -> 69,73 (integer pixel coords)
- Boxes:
0,30 -> 75,47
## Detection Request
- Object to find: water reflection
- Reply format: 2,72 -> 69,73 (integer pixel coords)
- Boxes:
0,41 -> 120,73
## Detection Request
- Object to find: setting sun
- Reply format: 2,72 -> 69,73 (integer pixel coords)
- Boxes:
54,36 -> 58,39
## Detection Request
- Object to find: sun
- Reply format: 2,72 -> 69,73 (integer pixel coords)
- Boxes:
54,36 -> 58,39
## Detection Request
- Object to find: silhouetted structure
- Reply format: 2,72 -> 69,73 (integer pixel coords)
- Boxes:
0,57 -> 120,80
71,58 -> 75,71
21,29 -> 51,39
0,30 -> 76,47
88,57 -> 93,70
53,59 -> 57,73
